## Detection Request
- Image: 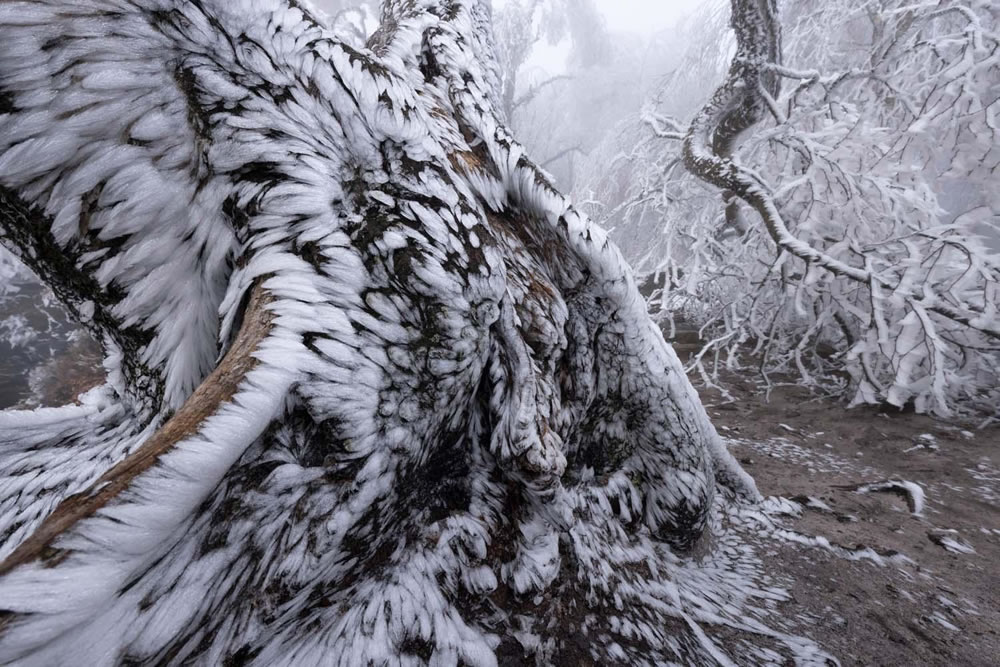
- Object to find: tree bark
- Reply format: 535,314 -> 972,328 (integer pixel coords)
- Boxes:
0,1 -> 755,663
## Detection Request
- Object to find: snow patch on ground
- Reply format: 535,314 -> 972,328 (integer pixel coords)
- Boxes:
855,480 -> 926,515
966,459 -> 1000,506
927,529 -> 976,555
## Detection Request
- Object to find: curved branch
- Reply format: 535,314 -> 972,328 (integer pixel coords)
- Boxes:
0,282 -> 273,577
683,0 -> 1000,342
540,144 -> 586,168
512,74 -> 573,113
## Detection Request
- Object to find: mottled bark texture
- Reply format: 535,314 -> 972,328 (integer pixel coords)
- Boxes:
0,1 -> 756,664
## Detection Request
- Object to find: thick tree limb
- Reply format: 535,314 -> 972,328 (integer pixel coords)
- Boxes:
0,282 -> 272,576
0,1 -> 782,663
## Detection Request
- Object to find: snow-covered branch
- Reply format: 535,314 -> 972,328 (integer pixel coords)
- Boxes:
591,0 -> 1000,417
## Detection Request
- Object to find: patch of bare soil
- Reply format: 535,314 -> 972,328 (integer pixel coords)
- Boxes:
698,371 -> 1000,666
0,281 -> 104,408
20,335 -> 104,407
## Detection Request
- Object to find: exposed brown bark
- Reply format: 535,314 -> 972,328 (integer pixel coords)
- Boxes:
0,283 -> 273,576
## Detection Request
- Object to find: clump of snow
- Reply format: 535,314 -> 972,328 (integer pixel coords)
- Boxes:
927,529 -> 976,555
904,433 -> 940,453
77,300 -> 95,323
855,480 -> 926,515
798,496 -> 833,512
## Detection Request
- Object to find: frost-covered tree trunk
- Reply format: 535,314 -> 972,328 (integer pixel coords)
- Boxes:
0,1 -> 758,664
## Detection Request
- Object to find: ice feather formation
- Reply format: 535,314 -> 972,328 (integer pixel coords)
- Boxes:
0,1 -> 833,664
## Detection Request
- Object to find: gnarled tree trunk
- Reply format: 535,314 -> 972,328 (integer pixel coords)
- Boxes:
0,1 -> 757,664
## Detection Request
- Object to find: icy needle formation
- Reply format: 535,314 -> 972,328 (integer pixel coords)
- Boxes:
0,1 -> 826,664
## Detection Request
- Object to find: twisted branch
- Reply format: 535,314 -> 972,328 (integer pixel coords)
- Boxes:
0,282 -> 273,576
682,0 -> 1000,342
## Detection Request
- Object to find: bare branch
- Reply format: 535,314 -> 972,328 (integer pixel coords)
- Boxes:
540,144 -> 586,168
512,74 -> 573,112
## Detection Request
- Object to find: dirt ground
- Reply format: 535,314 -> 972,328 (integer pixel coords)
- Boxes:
692,368 -> 1000,666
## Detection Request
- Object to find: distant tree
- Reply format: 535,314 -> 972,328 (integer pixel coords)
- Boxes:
0,1 -> 778,664
588,0 -> 1000,418
493,0 -> 609,122
490,0 -> 623,187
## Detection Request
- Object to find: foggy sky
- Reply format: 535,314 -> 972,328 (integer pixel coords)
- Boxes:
315,1 -> 704,36
590,0 -> 702,34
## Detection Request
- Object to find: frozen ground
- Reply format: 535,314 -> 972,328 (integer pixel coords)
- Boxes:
697,371 -> 1000,666
0,279 -> 101,409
